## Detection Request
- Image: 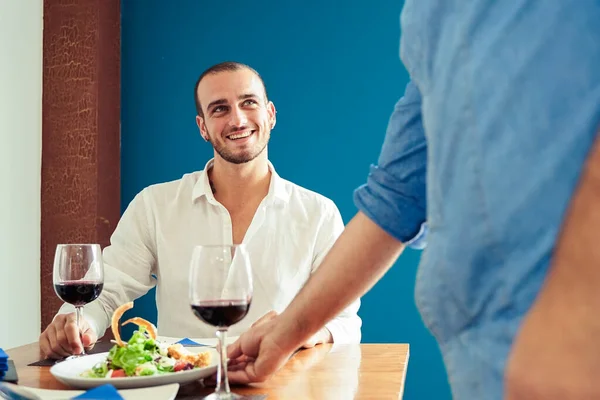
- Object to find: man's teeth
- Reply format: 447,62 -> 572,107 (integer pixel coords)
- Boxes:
228,131 -> 252,140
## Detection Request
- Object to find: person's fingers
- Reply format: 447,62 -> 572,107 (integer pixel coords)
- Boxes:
228,361 -> 250,372
53,324 -> 73,356
228,319 -> 272,360
228,354 -> 251,366
228,340 -> 291,384
227,358 -> 280,384
62,314 -> 84,354
227,335 -> 244,360
46,326 -> 71,358
41,344 -> 64,360
39,330 -> 59,359
80,324 -> 98,350
227,361 -> 260,384
54,327 -> 72,354
226,316 -> 297,384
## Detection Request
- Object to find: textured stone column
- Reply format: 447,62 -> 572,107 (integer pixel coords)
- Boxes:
41,0 -> 120,332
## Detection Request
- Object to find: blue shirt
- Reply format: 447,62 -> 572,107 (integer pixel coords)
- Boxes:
354,1 -> 600,398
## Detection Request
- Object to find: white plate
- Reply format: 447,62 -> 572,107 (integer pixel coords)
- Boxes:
0,382 -> 180,400
49,348 -> 218,390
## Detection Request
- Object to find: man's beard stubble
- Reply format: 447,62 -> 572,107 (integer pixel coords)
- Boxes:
207,127 -> 269,165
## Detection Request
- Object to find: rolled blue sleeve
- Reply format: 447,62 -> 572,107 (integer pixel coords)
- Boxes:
353,80 -> 428,249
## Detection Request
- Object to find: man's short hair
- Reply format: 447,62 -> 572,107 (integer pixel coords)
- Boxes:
194,61 -> 268,117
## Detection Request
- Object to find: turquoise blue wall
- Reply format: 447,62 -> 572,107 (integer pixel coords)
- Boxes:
121,1 -> 451,398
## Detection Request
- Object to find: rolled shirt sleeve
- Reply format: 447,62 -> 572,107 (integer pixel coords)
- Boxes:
353,80 -> 428,249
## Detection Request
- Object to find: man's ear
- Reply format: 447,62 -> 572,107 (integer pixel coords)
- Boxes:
196,115 -> 209,141
268,101 -> 277,130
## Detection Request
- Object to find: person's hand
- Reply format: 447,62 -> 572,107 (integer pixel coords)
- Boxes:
226,313 -> 301,384
39,313 -> 97,359
247,311 -> 331,349
250,310 -> 278,328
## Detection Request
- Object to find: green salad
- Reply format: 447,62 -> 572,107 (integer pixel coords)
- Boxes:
81,327 -> 200,378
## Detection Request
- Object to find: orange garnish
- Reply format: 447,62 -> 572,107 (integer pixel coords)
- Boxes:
111,301 -> 134,346
121,317 -> 157,340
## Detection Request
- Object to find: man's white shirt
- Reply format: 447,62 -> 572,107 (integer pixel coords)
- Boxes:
58,160 -> 362,343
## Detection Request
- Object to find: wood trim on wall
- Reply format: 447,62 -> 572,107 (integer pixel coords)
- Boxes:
41,0 -> 121,331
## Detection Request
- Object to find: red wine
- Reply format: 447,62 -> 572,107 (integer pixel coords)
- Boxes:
54,281 -> 103,306
191,300 -> 250,327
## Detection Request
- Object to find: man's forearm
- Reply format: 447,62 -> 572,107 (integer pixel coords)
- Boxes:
506,134 -> 600,398
276,212 -> 405,350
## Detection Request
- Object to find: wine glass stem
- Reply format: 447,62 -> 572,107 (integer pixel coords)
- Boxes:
75,306 -> 84,355
215,328 -> 231,395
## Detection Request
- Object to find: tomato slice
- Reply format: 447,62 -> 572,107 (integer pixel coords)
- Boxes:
173,361 -> 188,372
111,369 -> 127,378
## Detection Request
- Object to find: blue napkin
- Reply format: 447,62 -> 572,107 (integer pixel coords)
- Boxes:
0,349 -> 9,372
72,384 -> 123,399
175,338 -> 209,347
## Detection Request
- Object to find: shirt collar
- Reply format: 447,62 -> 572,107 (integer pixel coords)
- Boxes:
191,158 -> 290,204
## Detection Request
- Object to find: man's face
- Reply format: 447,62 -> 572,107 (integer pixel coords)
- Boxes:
196,69 -> 276,164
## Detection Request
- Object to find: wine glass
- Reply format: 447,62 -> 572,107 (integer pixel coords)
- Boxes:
53,244 -> 104,358
189,245 -> 253,400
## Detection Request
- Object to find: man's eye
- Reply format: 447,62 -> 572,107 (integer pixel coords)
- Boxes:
243,99 -> 257,106
213,106 -> 226,113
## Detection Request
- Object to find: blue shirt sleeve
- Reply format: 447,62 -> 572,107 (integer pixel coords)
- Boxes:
353,80 -> 428,249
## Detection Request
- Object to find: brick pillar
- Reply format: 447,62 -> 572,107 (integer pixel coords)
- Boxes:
41,0 -> 120,333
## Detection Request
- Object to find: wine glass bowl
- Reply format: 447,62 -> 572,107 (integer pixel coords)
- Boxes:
189,244 -> 253,400
53,244 -> 104,358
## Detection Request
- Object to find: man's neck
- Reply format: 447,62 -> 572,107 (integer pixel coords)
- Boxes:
208,153 -> 271,209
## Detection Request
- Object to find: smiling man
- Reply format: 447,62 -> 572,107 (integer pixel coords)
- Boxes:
39,61 -> 361,360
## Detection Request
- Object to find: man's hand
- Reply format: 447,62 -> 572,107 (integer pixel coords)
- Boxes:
249,311 -> 332,349
250,310 -> 278,328
226,316 -> 297,384
39,313 -> 97,359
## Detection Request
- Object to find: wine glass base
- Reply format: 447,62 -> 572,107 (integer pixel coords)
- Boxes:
63,353 -> 86,361
202,392 -> 245,400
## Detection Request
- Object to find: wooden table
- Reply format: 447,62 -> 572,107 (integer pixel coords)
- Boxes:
7,343 -> 409,399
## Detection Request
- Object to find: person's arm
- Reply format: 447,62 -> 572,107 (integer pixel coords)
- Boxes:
277,212 -> 404,348
225,213 -> 405,380
227,80 -> 428,382
505,135 -> 600,399
310,200 -> 362,346
275,79 -> 428,348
